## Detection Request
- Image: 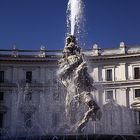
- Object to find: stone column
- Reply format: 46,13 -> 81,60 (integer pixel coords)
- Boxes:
12,66 -> 18,83
92,67 -> 99,82
38,90 -> 48,135
40,67 -> 46,84
120,88 -> 127,106
119,88 -> 133,133
119,63 -> 126,80
10,90 -> 18,136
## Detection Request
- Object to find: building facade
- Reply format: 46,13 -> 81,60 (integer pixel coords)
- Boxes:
0,43 -> 140,137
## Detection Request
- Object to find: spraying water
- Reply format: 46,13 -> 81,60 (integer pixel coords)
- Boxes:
57,0 -> 101,133
67,0 -> 84,36
58,35 -> 101,133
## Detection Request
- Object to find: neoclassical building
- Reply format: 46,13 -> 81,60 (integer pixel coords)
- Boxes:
0,43 -> 140,137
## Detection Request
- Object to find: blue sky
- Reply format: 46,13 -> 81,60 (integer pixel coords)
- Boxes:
0,0 -> 140,50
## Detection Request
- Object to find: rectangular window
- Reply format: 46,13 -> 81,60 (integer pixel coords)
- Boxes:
0,113 -> 3,128
0,92 -> 4,101
135,89 -> 140,98
24,113 -> 32,128
26,71 -> 32,83
106,69 -> 112,81
106,90 -> 113,100
134,67 -> 140,79
0,71 -> 4,83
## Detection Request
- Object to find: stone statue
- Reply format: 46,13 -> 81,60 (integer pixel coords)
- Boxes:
63,35 -> 81,58
58,35 -> 101,133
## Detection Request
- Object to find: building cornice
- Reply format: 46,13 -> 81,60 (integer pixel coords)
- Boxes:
1,51 -> 140,63
95,79 -> 140,89
87,53 -> 140,61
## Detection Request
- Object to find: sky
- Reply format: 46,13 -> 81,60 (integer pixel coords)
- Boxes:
0,0 -> 140,50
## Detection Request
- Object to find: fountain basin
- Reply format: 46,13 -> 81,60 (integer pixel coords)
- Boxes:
2,134 -> 140,140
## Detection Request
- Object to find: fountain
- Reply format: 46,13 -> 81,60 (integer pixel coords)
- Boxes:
0,0 -> 140,140
58,0 -> 101,133
67,0 -> 84,36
